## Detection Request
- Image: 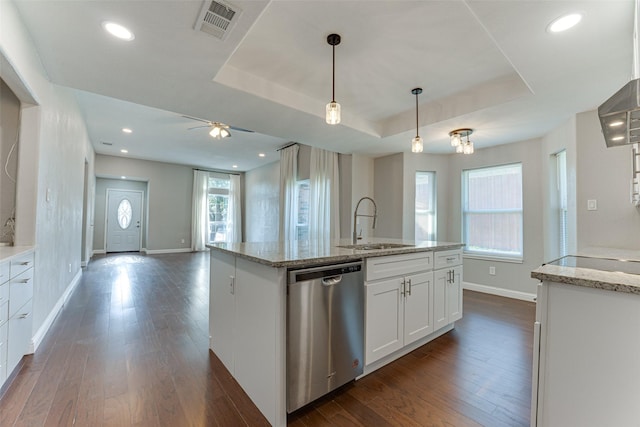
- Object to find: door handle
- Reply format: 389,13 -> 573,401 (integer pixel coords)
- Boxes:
322,275 -> 342,286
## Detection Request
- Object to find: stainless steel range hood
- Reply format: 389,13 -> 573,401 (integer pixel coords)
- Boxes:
598,78 -> 640,147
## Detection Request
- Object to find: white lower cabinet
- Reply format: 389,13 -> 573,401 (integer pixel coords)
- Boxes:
365,272 -> 434,364
433,265 -> 463,330
0,249 -> 34,390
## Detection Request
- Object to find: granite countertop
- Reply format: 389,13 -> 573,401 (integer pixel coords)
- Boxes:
531,247 -> 640,295
0,245 -> 35,263
207,238 -> 464,268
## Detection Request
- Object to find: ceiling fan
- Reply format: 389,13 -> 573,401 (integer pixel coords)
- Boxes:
182,115 -> 254,139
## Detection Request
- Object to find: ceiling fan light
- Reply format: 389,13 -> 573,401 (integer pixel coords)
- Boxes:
220,128 -> 230,138
412,136 -> 423,153
210,126 -> 221,138
326,101 -> 341,125
450,133 -> 461,147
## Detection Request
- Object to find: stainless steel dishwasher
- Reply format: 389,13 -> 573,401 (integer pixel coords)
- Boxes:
287,261 -> 364,412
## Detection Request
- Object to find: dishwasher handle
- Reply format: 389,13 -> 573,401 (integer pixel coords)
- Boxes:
322,275 -> 343,286
288,261 -> 362,284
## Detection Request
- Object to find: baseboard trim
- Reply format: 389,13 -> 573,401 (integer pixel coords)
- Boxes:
92,249 -> 106,256
463,281 -> 536,302
30,269 -> 83,353
144,248 -> 192,255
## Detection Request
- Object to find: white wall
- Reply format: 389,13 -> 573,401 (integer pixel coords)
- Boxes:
350,154 -> 375,240
244,161 -> 279,242
541,117 -> 577,261
576,110 -> 640,251
373,153 -> 404,238
1,0 -> 96,341
94,155 -> 192,252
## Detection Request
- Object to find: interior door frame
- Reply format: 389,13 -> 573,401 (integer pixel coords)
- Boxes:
104,188 -> 144,253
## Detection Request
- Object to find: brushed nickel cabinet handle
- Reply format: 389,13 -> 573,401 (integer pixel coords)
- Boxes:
19,312 -> 31,319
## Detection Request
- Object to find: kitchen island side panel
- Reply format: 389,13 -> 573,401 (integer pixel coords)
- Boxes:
209,250 -> 287,427
537,282 -> 640,426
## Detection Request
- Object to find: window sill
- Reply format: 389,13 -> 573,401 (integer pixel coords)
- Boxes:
463,253 -> 524,264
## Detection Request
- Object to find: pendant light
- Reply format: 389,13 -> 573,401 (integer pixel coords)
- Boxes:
326,33 -> 341,125
411,88 -> 423,153
449,128 -> 474,154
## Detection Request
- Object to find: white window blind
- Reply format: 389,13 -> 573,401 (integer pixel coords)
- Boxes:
415,171 -> 436,241
462,163 -> 523,259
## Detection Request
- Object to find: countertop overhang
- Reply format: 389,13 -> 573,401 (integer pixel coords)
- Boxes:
207,238 -> 464,268
0,245 -> 35,263
531,248 -> 640,295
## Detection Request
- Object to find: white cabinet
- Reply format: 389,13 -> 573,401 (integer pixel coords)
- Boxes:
365,252 -> 434,365
0,249 -> 34,389
433,265 -> 462,330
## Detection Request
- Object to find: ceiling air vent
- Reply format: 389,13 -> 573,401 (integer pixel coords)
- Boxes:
194,0 -> 241,40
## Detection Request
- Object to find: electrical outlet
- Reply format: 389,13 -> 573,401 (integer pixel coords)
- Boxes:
181,238 -> 185,244
587,199 -> 597,211
68,263 -> 72,273
489,266 -> 496,275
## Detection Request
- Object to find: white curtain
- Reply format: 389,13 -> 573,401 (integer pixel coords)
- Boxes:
191,169 -> 209,251
279,144 -> 299,241
227,174 -> 242,243
309,147 -> 340,240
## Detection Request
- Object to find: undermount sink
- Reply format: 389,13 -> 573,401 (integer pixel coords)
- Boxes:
337,243 -> 415,250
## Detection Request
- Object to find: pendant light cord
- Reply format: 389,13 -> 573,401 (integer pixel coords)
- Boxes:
415,92 -> 419,138
332,44 -> 336,102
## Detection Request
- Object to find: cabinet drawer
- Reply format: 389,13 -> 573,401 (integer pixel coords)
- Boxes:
0,262 -> 9,285
366,251 -> 433,282
434,249 -> 463,269
0,283 -> 8,321
7,299 -> 32,376
10,252 -> 34,278
9,269 -> 34,318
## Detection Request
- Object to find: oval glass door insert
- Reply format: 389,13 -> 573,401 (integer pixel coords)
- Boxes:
117,199 -> 133,229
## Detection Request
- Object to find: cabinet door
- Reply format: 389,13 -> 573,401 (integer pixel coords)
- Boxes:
7,299 -> 31,376
433,269 -> 448,331
210,251 -> 236,373
403,271 -> 434,345
365,277 -> 404,365
447,265 -> 463,323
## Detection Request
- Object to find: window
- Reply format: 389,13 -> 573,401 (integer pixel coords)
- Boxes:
556,151 -> 568,257
117,199 -> 132,229
295,180 -> 310,240
208,177 -> 229,243
462,163 -> 523,259
415,171 -> 436,241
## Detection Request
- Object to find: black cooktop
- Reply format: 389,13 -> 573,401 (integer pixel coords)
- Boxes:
545,256 -> 640,276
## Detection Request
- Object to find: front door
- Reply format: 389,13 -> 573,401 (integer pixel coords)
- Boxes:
106,189 -> 142,252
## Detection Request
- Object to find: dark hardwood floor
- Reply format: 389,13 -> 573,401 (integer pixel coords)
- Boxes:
0,252 -> 535,426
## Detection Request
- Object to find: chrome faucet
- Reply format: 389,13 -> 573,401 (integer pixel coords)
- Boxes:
353,197 -> 377,243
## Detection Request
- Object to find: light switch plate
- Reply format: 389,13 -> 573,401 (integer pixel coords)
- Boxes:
587,199 -> 597,211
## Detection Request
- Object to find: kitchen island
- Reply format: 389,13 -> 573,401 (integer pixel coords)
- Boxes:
207,238 -> 464,426
530,249 -> 640,427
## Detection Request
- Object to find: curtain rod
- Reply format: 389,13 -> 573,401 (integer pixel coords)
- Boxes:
193,168 -> 240,176
276,142 -> 299,152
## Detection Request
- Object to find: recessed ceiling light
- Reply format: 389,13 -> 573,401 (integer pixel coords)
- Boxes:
122,128 -> 132,133
611,136 -> 625,141
548,13 -> 583,33
121,176 -> 126,180
232,165 -> 238,169
609,121 -> 624,127
120,149 -> 128,153
258,153 -> 266,158
102,21 -> 135,41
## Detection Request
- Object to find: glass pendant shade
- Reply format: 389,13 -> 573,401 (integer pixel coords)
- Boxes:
326,101 -> 341,125
412,136 -> 424,153
463,141 -> 474,154
456,143 -> 464,153
451,133 -> 461,147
